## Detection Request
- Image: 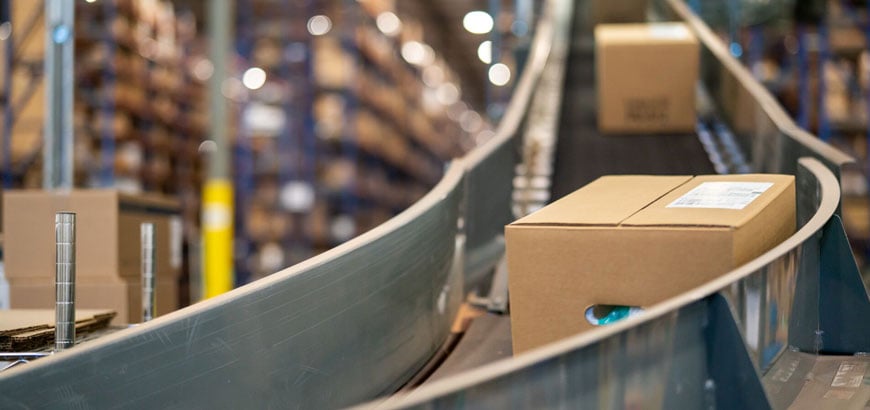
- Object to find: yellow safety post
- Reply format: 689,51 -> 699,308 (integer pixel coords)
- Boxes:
202,179 -> 233,298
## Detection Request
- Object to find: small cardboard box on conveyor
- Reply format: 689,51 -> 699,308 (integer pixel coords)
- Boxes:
595,23 -> 699,134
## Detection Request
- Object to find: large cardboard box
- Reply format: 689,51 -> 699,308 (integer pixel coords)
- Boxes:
8,277 -> 177,325
3,190 -> 182,282
595,23 -> 699,134
506,174 -> 795,354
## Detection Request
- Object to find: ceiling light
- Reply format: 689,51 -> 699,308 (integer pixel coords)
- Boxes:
401,41 -> 434,65
242,67 -> 267,90
488,63 -> 510,86
477,40 -> 492,64
307,15 -> 332,36
376,12 -> 401,36
436,83 -> 460,105
423,65 -> 444,87
463,11 -> 493,34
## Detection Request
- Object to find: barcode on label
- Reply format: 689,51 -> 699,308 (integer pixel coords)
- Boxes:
667,182 -> 774,210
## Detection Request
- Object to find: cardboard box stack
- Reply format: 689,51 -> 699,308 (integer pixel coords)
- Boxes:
506,174 -> 795,354
3,190 -> 181,325
595,23 -> 699,134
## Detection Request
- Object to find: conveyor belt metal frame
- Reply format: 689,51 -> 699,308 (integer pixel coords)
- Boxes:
361,0 -> 870,408
370,157 -> 864,409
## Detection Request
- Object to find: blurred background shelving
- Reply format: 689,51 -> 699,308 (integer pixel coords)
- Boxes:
0,0 -> 535,302
693,0 -> 870,273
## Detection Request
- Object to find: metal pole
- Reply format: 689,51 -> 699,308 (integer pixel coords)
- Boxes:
54,212 -> 75,351
866,0 -> 870,205
43,0 -> 74,189
203,0 -> 235,298
796,25 -> 810,129
487,0 -> 502,120
817,24 -> 830,142
208,0 -> 230,182
2,4 -> 13,188
141,223 -> 156,322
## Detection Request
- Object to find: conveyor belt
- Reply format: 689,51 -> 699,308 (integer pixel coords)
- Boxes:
551,19 -> 715,199
426,314 -> 512,383
427,4 -> 721,381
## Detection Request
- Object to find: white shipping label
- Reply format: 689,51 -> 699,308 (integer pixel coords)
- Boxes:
648,24 -> 690,40
831,362 -> 866,388
667,182 -> 774,210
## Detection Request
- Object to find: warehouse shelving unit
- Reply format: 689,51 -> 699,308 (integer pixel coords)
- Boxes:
0,2 -> 46,188
232,0 -> 474,283
702,0 -> 870,272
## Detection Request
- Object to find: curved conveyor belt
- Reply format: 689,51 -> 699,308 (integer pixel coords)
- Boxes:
0,0 -> 867,409
551,7 -> 715,197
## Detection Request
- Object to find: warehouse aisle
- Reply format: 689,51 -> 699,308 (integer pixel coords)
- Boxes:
550,13 -> 716,200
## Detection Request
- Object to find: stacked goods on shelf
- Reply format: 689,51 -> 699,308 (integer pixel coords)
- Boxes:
816,1 -> 870,252
0,1 -> 47,187
826,2 -> 869,135
720,0 -> 870,263
234,0 -> 313,282
74,0 -> 208,305
235,0 -> 474,282
75,0 -> 206,196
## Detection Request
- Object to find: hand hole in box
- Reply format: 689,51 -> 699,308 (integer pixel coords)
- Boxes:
584,304 -> 644,326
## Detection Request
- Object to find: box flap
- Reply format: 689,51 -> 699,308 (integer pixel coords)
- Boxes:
622,174 -> 795,227
119,192 -> 180,211
595,23 -> 698,46
512,175 -> 692,226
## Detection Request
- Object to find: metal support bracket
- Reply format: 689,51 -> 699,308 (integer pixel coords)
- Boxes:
818,215 -> 870,354
704,294 -> 772,409
485,257 -> 510,313
467,254 -> 510,314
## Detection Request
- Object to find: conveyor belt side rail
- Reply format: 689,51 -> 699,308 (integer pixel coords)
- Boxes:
364,157 -> 869,410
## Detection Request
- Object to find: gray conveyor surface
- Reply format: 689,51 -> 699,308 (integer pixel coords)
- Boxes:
426,314 -> 512,383
551,17 -> 715,198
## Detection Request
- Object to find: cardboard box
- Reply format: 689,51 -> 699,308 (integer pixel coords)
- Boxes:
595,23 -> 699,134
8,277 -> 178,325
590,0 -> 648,25
3,190 -> 182,282
506,174 -> 795,354
0,308 -> 116,351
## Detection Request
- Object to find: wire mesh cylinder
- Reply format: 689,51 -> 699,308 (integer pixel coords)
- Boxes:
55,212 -> 75,351
141,223 -> 156,322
